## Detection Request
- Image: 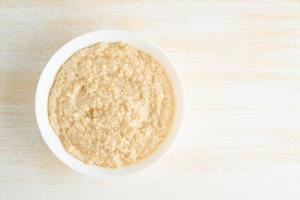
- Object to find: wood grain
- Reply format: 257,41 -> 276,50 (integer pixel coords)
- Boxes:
1,1 -> 300,199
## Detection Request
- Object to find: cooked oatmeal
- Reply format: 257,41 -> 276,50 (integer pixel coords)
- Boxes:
48,42 -> 175,168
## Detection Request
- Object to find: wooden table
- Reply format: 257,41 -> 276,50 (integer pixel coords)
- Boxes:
1,1 -> 300,199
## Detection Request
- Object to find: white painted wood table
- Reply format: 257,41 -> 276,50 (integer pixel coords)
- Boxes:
1,1 -> 300,199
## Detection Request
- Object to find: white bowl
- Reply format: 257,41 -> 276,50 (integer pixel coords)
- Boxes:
35,30 -> 185,178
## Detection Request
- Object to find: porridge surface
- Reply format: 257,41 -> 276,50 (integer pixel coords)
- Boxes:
48,42 -> 175,168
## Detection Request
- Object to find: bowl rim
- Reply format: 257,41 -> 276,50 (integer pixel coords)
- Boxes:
35,29 -> 185,178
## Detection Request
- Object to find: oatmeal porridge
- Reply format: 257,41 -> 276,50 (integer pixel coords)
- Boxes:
48,42 -> 175,168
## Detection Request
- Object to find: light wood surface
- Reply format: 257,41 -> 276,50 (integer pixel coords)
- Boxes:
1,1 -> 300,199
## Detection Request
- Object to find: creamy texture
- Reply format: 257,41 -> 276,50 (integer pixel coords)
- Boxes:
48,42 -> 175,168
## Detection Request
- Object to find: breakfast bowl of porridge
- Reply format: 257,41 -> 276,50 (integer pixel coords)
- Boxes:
35,30 -> 185,177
